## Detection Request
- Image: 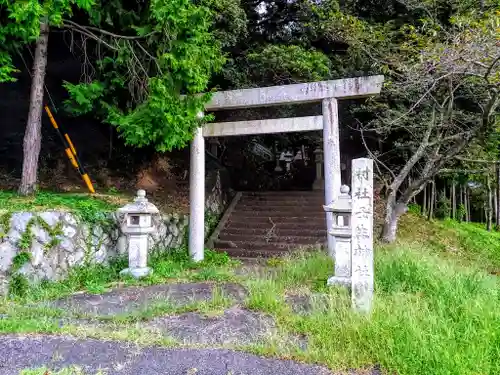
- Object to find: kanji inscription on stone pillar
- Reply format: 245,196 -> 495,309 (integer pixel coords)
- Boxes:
350,158 -> 374,313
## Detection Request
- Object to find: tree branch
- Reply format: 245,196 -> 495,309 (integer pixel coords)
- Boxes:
63,19 -> 155,40
389,106 -> 436,193
358,123 -> 396,180
455,157 -> 499,164
485,55 -> 500,79
389,73 -> 453,125
61,24 -> 118,51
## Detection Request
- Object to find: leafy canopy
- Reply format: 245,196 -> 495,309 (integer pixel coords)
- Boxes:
0,0 -> 224,152
0,0 -> 94,82
63,0 -> 225,151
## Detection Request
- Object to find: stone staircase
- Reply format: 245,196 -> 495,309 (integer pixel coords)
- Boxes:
211,191 -> 327,258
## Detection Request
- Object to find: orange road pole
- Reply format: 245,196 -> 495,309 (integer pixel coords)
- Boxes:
44,105 -> 96,194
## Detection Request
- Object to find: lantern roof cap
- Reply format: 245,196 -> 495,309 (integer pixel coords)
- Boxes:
118,190 -> 159,215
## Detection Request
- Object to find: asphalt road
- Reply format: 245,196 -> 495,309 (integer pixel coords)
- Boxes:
0,335 -> 332,375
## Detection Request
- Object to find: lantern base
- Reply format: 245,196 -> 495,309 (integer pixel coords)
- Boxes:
120,267 -> 152,279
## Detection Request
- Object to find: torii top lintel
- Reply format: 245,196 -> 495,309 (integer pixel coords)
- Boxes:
205,75 -> 384,111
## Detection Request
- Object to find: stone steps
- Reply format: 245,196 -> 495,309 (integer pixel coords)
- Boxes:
219,228 -> 327,237
213,191 -> 327,258
227,216 -> 326,225
217,234 -> 324,244
225,222 -> 326,231
235,205 -> 325,213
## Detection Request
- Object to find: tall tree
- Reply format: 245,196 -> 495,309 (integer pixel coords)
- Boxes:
1,0 -> 225,193
0,0 -> 94,195
323,0 -> 499,241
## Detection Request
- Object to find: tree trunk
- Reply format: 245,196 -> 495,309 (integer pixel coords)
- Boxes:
408,175 -> 416,203
459,185 -> 464,221
19,23 -> 49,196
428,180 -> 435,220
422,184 -> 427,216
487,175 -> 493,230
494,189 -> 498,227
451,182 -> 456,220
381,192 -> 408,243
465,187 -> 470,222
496,164 -> 500,229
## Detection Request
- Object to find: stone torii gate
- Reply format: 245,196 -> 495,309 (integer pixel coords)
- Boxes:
189,75 -> 384,262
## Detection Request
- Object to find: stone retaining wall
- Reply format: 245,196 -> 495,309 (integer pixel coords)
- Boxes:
0,169 -> 232,295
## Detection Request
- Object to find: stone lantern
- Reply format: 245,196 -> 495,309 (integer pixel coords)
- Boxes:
274,141 -> 283,172
118,189 -> 159,278
283,150 -> 294,171
313,146 -> 324,190
323,185 -> 352,287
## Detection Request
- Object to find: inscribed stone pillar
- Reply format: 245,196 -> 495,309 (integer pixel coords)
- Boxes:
322,98 -> 341,257
189,123 -> 205,262
350,158 -> 374,313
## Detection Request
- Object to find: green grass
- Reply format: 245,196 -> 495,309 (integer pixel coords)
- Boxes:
0,190 -> 121,223
241,248 -> 499,375
0,248 -> 239,336
5,248 -> 238,303
398,212 -> 500,272
438,219 -> 500,270
2,215 -> 500,375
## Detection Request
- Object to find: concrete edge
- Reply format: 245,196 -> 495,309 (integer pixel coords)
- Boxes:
205,192 -> 243,250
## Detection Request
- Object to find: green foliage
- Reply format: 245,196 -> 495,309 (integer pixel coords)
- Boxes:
12,252 -> 31,272
457,203 -> 467,222
9,274 -> 29,298
104,82 -> 213,152
0,54 -> 18,82
407,203 -> 421,215
10,215 -> 62,254
438,219 -> 500,271
2,217 -> 500,375
11,247 -> 236,302
22,257 -> 127,301
435,191 -> 451,219
0,191 -> 118,224
244,246 -> 499,375
202,0 -> 247,48
146,247 -> 236,283
0,211 -> 11,239
249,45 -> 331,83
205,211 -> 220,238
39,220 -> 64,251
190,266 -> 233,282
362,247 -> 498,375
62,81 -> 105,116
226,45 -> 332,88
17,220 -> 35,250
0,0 -> 94,82
202,248 -> 231,266
10,250 -> 32,298
63,0 -> 225,152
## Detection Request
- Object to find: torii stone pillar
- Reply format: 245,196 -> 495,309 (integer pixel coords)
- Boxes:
188,75 -> 384,262
323,98 -> 341,257
189,118 -> 205,262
